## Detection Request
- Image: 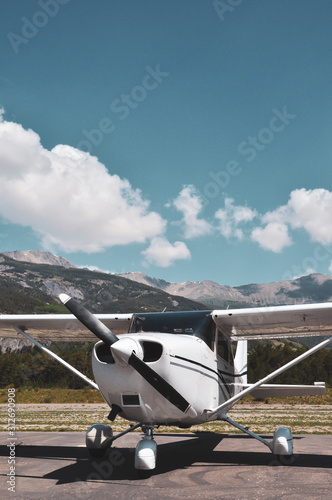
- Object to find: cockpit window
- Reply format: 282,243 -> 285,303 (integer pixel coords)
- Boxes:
216,329 -> 234,365
130,310 -> 214,349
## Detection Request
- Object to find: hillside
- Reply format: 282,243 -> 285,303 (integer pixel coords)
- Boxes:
0,253 -> 205,315
2,251 -> 332,312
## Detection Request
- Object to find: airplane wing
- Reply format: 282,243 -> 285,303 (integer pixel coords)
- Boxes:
0,313 -> 133,341
212,302 -> 332,340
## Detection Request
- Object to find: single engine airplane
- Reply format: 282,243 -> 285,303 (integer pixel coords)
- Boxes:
1,295 -> 331,473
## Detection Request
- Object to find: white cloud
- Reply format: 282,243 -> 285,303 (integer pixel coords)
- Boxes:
172,185 -> 212,238
215,198 -> 257,240
251,222 -> 293,253
262,188 -> 332,245
0,107 -> 5,122
0,120 -> 166,252
329,261 -> 332,274
287,189 -> 332,244
78,265 -> 113,274
251,188 -> 332,253
142,237 -> 191,267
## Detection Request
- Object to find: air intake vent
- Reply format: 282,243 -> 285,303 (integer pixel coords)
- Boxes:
122,394 -> 140,406
142,341 -> 163,362
95,342 -> 115,363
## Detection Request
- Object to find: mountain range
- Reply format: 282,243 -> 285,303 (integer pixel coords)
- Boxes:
2,250 -> 77,269
1,250 -> 332,312
1,250 -> 332,353
119,272 -> 332,308
0,251 -> 203,315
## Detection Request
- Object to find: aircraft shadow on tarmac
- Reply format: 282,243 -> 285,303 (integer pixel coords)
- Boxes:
0,433 -> 331,484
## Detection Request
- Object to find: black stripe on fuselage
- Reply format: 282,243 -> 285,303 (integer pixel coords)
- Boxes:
218,369 -> 248,378
170,354 -> 238,399
171,354 -> 247,379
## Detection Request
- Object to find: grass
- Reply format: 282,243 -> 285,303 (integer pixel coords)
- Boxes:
0,388 -> 331,433
0,404 -> 331,434
239,388 -> 332,405
0,387 -> 332,406
0,387 -> 330,405
0,387 -> 105,404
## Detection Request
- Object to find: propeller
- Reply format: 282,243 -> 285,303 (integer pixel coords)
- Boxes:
59,294 -> 118,345
59,294 -> 196,417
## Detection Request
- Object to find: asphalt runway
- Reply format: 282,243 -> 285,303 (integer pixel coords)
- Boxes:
0,431 -> 331,499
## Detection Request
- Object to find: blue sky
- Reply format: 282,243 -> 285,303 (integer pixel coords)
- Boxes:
1,0 -> 332,286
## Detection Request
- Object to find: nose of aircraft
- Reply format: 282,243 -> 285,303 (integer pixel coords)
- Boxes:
59,294 -> 196,417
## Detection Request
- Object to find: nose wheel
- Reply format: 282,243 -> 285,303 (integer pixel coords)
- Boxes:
86,422 -> 158,474
135,426 -> 157,476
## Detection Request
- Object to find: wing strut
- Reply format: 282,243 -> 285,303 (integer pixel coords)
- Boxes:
15,327 -> 99,391
204,335 -> 332,418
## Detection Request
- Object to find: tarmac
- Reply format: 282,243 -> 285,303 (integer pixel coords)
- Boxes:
0,431 -> 331,499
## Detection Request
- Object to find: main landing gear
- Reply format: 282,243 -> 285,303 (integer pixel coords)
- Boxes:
222,414 -> 295,464
86,417 -> 295,473
86,423 -> 157,474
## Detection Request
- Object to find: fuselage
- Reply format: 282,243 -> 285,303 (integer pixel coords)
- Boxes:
92,311 -> 246,426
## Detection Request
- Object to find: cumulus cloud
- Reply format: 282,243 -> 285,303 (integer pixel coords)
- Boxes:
251,222 -> 293,253
0,120 -> 166,252
172,185 -> 212,238
215,198 -> 257,240
142,236 -> 191,267
252,188 -> 332,252
274,188 -> 332,245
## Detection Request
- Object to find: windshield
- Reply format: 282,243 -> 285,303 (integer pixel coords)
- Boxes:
130,310 -> 214,349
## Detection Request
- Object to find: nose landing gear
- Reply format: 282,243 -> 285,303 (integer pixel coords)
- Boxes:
135,426 -> 157,476
86,422 -> 158,474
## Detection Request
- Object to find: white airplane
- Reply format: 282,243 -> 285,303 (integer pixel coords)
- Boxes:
1,295 -> 331,474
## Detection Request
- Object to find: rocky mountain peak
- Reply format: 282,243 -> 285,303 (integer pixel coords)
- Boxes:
1,250 -> 77,269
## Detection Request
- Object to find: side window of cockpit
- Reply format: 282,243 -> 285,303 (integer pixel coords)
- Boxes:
217,330 -> 234,365
200,319 -> 215,351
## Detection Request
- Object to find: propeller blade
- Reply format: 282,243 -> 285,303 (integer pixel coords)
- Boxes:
59,294 -> 119,346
